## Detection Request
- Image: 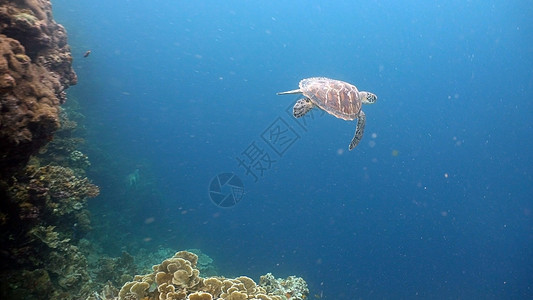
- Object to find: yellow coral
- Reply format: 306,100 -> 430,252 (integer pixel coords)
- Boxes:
156,271 -> 173,285
201,277 -> 223,296
158,282 -> 188,300
255,294 -> 279,300
226,291 -> 247,300
119,281 -> 149,299
14,53 -> 31,64
14,12 -> 38,24
157,282 -> 174,294
118,282 -> 135,299
173,268 -> 193,286
130,282 -> 150,298
236,276 -> 262,294
188,292 -> 213,300
118,251 -> 307,300
175,250 -> 199,268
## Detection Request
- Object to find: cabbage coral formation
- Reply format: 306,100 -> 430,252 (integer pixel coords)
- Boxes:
118,251 -> 309,300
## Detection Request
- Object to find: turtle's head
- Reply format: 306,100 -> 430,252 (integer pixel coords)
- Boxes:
361,91 -> 377,104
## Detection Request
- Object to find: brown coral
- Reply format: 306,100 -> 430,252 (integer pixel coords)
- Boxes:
153,252 -> 201,289
175,250 -> 199,268
0,34 -> 62,175
218,277 -> 279,300
0,0 -> 77,180
0,1 -> 99,299
118,251 -> 303,300
188,291 -> 213,300
119,281 -> 149,300
200,277 -> 223,296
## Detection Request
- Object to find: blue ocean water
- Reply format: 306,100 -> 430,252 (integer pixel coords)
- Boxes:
53,0 -> 532,298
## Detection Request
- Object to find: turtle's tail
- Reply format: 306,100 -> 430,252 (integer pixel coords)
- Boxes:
277,89 -> 302,95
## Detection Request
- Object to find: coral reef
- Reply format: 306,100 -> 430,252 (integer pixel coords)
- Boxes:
35,103 -> 91,175
87,281 -> 120,300
92,251 -> 139,288
187,248 -> 218,277
117,251 -> 308,300
0,0 -> 77,179
260,273 -> 309,300
1,158 -> 100,299
0,2 -> 99,298
133,247 -> 178,274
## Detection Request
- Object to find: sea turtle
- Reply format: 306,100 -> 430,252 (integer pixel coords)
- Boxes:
277,77 -> 377,150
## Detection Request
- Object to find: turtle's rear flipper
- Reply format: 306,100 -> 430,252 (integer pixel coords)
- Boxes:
293,98 -> 314,118
349,110 -> 366,150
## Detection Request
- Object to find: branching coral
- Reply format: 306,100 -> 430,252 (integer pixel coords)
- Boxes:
32,165 -> 99,213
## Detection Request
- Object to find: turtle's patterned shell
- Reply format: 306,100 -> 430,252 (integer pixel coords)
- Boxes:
299,77 -> 361,121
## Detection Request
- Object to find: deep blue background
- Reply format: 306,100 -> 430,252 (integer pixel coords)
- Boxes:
53,1 -> 532,298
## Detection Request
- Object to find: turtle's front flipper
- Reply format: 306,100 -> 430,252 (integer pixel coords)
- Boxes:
277,89 -> 302,95
349,110 -> 366,150
293,98 -> 314,118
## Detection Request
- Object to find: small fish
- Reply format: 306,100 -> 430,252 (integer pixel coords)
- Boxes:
83,50 -> 91,58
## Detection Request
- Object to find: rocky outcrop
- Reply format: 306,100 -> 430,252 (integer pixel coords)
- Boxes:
0,1 -> 94,299
0,0 -> 77,179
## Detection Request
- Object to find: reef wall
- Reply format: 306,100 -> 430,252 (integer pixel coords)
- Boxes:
0,0 -> 77,179
0,1 -> 95,299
